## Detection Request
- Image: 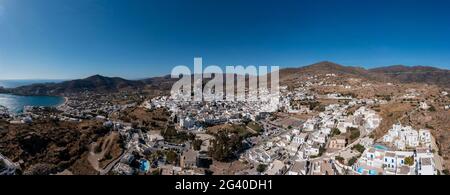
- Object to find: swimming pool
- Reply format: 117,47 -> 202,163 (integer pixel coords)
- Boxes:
357,167 -> 377,175
374,144 -> 388,150
357,168 -> 364,174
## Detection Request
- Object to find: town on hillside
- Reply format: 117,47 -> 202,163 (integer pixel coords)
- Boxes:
1,65 -> 449,175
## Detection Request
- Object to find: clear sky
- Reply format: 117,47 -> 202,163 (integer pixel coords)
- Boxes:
0,0 -> 449,79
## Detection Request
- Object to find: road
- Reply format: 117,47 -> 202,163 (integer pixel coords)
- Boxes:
99,149 -> 129,175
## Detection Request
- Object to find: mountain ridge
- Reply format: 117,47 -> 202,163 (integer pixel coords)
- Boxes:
3,62 -> 449,96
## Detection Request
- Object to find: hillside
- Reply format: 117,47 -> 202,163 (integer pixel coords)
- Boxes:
370,65 -> 450,88
4,62 -> 449,96
279,61 -> 393,84
10,75 -> 145,96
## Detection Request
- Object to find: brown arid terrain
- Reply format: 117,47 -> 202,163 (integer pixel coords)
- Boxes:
113,107 -> 171,132
0,119 -> 115,175
209,160 -> 250,175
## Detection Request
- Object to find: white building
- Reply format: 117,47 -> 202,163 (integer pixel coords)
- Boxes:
180,117 -> 195,129
418,157 -> 435,175
418,129 -> 432,147
293,133 -> 308,144
383,124 -> 427,150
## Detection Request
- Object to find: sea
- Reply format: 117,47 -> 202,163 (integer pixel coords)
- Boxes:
0,94 -> 65,113
0,80 -> 65,113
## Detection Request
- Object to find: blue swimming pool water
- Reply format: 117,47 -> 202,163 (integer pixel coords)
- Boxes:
357,168 -> 364,174
374,144 -> 388,150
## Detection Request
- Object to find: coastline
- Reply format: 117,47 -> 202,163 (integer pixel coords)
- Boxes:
57,97 -> 69,109
0,93 -> 67,113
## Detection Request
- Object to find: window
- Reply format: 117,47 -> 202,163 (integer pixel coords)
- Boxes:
392,159 -> 394,163
385,158 -> 387,162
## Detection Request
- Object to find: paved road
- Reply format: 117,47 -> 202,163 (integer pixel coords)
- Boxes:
100,149 -> 129,175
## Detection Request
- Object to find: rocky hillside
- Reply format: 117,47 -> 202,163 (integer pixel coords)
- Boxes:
4,62 -> 449,96
370,65 -> 450,88
10,75 -> 146,96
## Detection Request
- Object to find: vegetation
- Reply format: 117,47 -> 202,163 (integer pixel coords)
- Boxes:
425,124 -> 434,130
151,169 -> 160,175
342,92 -> 357,98
146,150 -> 164,162
404,156 -> 414,166
247,122 -> 263,133
443,169 -> 450,175
348,127 -> 360,140
165,150 -> 178,164
104,152 -> 113,160
335,156 -> 344,164
161,126 -> 195,144
209,131 -> 243,162
376,94 -> 391,101
257,164 -> 268,173
428,105 -> 436,112
307,101 -> 321,110
319,146 -> 326,156
347,157 -> 358,166
352,144 -> 365,153
331,128 -> 340,136
317,104 -> 327,112
192,139 -> 203,151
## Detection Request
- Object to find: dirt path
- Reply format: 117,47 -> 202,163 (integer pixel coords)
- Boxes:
87,132 -> 117,172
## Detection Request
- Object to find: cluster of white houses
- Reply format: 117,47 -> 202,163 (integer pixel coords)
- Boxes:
147,93 -> 279,131
244,102 -> 383,175
383,124 -> 432,150
354,146 -> 436,175
353,124 -> 436,175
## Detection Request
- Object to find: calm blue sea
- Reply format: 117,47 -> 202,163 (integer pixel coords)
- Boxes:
0,93 -> 64,113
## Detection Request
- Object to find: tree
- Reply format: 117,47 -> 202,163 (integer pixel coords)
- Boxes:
335,156 -> 344,164
347,157 -> 358,166
166,150 -> 178,164
192,139 -> 203,151
331,128 -> 340,136
404,156 -> 414,166
428,105 -> 436,112
104,152 -> 113,160
443,169 -> 450,175
318,146 -> 326,156
352,144 -> 365,153
257,164 -> 267,173
151,169 -> 160,175
209,131 -> 243,162
348,127 -> 360,140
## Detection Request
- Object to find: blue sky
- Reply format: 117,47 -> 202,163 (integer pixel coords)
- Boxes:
0,0 -> 449,79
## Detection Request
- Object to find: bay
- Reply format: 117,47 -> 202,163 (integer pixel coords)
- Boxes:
0,93 -> 64,113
